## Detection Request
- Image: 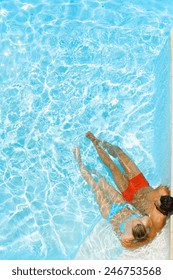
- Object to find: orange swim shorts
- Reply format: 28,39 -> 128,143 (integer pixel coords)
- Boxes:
122,173 -> 149,202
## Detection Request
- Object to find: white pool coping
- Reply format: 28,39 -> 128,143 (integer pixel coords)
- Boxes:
170,28 -> 173,260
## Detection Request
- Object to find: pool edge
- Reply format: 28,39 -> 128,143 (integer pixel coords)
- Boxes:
170,27 -> 173,260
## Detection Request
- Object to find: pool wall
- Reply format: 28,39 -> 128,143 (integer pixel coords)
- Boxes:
153,38 -> 171,187
153,33 -> 172,259
171,28 -> 173,260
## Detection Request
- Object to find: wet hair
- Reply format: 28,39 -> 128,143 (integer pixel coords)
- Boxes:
132,224 -> 148,241
158,196 -> 173,216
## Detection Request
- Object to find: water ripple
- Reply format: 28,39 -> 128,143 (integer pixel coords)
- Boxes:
0,0 -> 172,259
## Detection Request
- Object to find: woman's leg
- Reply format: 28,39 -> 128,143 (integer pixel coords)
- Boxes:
91,169 -> 126,204
96,138 -> 141,179
85,132 -> 129,192
73,147 -> 111,219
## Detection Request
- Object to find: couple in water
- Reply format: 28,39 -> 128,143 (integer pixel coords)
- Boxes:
73,131 -> 173,249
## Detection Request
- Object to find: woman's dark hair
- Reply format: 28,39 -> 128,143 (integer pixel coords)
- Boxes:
158,196 -> 173,216
132,224 -> 148,241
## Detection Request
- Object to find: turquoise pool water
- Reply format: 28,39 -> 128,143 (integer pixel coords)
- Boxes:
0,0 -> 172,259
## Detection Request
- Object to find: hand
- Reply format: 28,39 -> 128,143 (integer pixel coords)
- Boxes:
120,238 -> 131,247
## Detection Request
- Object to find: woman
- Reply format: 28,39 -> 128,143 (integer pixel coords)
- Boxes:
86,131 -> 173,233
73,146 -> 156,249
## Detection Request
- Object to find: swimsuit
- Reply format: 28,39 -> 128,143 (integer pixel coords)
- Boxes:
107,203 -> 140,233
107,203 -> 129,222
119,213 -> 140,232
122,173 -> 149,203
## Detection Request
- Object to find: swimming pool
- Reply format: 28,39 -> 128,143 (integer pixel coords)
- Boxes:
0,0 -> 172,260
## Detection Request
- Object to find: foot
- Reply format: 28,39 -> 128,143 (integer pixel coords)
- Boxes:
91,168 -> 103,179
96,139 -> 119,158
85,131 -> 98,144
96,138 -> 110,150
72,146 -> 82,163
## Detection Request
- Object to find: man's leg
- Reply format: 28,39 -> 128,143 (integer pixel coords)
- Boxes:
86,132 -> 129,192
96,138 -> 141,179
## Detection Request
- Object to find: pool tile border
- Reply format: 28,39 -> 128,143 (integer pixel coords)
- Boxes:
170,27 -> 173,260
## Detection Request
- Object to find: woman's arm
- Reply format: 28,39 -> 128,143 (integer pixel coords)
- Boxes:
120,217 -> 157,249
142,216 -> 157,239
120,234 -> 150,249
